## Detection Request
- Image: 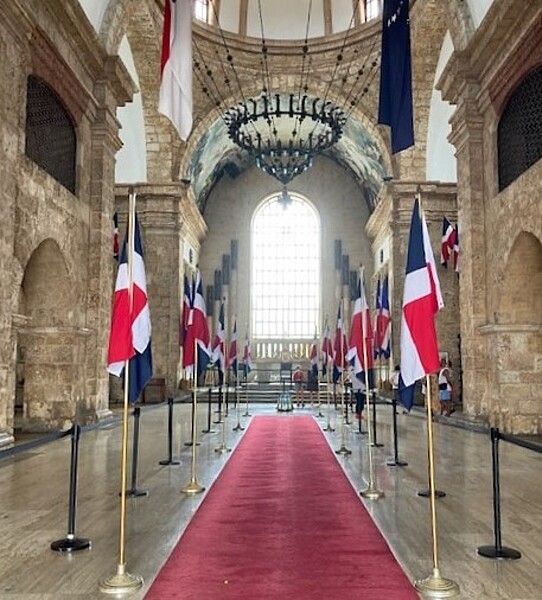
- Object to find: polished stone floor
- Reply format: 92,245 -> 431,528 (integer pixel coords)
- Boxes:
1,393 -> 541,599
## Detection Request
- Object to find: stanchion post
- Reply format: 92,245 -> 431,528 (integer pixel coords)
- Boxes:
159,397 -> 180,465
370,390 -> 383,447
387,396 -> 407,467
202,388 -> 216,434
125,407 -> 148,498
477,428 -> 521,560
51,425 -> 91,552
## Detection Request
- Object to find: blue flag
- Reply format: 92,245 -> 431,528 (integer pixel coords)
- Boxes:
127,215 -> 153,404
378,0 -> 414,154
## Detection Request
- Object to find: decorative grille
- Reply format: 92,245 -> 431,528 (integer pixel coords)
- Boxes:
498,66 -> 542,191
25,75 -> 76,194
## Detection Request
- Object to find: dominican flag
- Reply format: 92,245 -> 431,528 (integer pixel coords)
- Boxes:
211,300 -> 225,385
159,0 -> 193,141
377,275 -> 391,359
347,268 -> 374,382
400,198 -> 444,410
321,318 -> 333,377
112,211 -> 120,261
242,333 -> 253,376
373,278 -> 382,358
378,0 -> 414,154
179,273 -> 193,346
453,228 -> 459,274
332,302 -> 347,383
440,217 -> 457,268
309,329 -> 318,376
107,213 -> 153,404
192,271 -> 211,377
229,319 -> 238,377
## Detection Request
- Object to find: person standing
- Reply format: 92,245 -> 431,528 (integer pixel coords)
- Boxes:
349,368 -> 366,420
293,365 -> 305,407
438,358 -> 454,416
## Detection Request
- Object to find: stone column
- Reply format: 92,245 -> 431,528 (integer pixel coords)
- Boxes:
447,87 -> 489,416
85,57 -> 135,420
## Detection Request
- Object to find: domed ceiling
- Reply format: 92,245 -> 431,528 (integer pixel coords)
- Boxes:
189,0 -> 386,213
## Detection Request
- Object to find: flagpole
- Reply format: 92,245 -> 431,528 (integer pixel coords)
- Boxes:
323,315 -> 334,432
414,190 -> 459,597
216,300 -> 231,454
359,268 -> 383,500
232,317 -> 244,432
181,337 -> 205,495
415,375 -> 460,597
336,299 -> 351,455
100,190 -> 143,594
242,326 -> 251,417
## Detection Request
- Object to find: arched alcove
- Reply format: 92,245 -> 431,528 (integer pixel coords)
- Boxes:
499,232 -> 542,325
16,240 -> 83,432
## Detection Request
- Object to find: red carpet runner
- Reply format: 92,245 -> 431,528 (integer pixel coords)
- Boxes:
145,415 -> 419,599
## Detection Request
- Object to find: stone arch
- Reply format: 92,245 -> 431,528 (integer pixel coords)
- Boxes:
499,232 -> 542,325
444,0 -> 476,52
489,231 -> 542,434
15,239 -> 86,432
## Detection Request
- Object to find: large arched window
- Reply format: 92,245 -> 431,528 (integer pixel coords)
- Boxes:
251,194 -> 320,339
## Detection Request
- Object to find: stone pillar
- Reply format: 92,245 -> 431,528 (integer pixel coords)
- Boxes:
115,184 -> 188,398
85,57 -> 135,420
448,87 -> 489,417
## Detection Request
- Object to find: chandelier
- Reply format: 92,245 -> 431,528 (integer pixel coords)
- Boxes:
223,92 -> 346,187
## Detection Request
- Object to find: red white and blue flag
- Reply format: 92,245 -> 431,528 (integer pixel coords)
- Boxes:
377,275 -> 391,359
242,332 -> 253,376
440,216 -> 457,268
347,268 -> 374,381
159,0 -> 193,141
107,213 -> 153,403
179,273 -> 193,346
373,278 -> 382,358
182,270 -> 211,378
211,300 -> 225,385
192,270 -> 211,377
400,198 -> 443,410
112,211 -> 120,261
321,318 -> 333,377
229,319 -> 238,377
332,302 -> 347,383
452,228 -> 459,274
310,328 -> 318,376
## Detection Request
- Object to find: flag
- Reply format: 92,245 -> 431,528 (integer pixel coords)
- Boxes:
378,0 -> 414,154
229,319 -> 238,377
347,268 -> 374,382
399,198 -> 444,410
159,0 -> 193,141
373,278 -> 382,358
440,217 -> 457,268
309,328 -> 318,376
332,302 -> 347,383
107,214 -> 153,404
192,270 -> 211,377
211,300 -> 225,385
179,273 -> 193,346
242,332 -> 253,376
112,211 -> 120,261
321,318 -> 333,377
378,275 -> 391,359
453,228 -> 459,274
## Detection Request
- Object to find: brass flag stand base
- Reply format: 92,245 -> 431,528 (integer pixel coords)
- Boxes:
181,478 -> 205,495
415,568 -> 460,598
99,565 -> 143,595
360,482 -> 384,500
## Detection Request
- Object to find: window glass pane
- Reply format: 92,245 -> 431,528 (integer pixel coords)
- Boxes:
252,195 -> 320,339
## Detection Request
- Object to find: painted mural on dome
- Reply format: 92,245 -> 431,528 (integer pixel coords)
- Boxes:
188,111 -> 386,213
